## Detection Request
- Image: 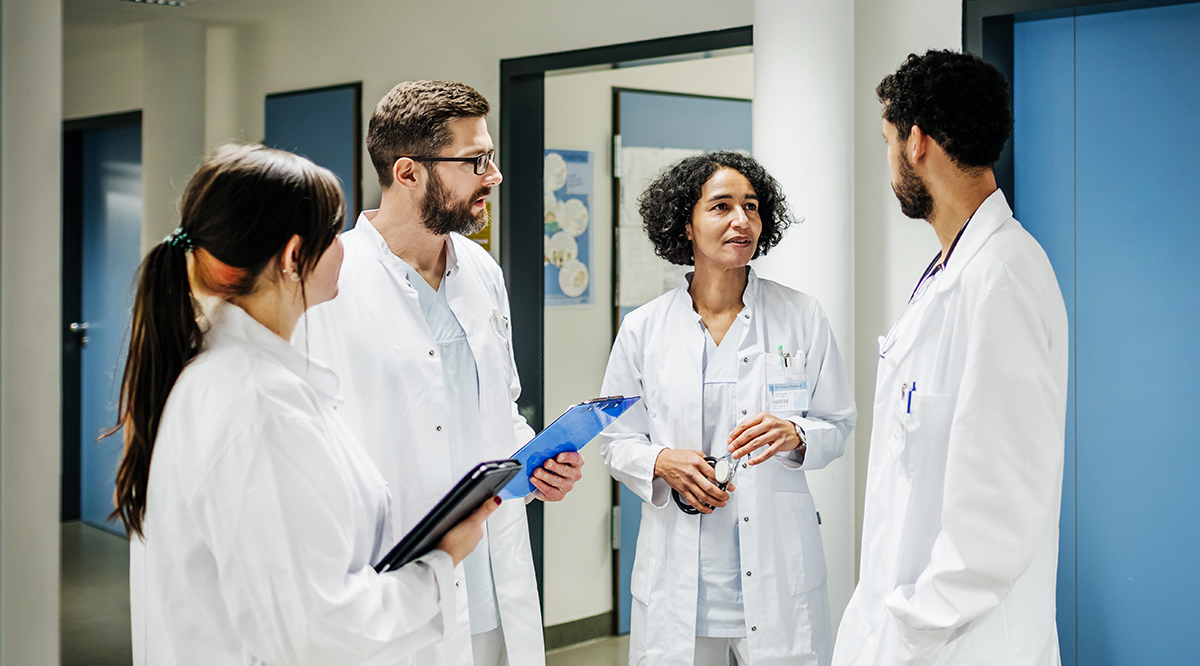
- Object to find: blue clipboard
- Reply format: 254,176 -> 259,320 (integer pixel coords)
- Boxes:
499,395 -> 640,500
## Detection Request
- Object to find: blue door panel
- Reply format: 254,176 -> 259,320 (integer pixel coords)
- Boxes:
80,125 -> 143,536
265,86 -> 358,229
1013,15 -> 1076,665
1075,6 -> 1200,664
1015,4 -> 1200,664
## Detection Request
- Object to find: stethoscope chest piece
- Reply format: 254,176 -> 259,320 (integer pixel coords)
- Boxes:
712,458 -> 731,485
673,455 -> 733,515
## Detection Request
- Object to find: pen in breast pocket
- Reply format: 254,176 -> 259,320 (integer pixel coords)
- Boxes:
907,382 -> 915,414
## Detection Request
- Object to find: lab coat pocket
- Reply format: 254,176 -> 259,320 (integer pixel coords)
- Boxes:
889,393 -> 955,484
773,491 -> 827,596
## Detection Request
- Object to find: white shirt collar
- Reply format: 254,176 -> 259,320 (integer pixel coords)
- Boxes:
354,209 -> 459,282
206,301 -> 340,404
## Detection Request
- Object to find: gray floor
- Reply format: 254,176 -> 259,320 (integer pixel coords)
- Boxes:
61,521 -> 133,666
547,635 -> 630,666
60,521 -> 629,666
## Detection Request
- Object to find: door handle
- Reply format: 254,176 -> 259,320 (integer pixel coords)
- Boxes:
69,321 -> 89,348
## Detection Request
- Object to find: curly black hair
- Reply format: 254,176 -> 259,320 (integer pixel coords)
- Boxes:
638,151 -> 795,266
877,49 -> 1012,171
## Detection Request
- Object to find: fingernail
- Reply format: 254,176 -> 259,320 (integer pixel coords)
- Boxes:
493,496 -> 502,505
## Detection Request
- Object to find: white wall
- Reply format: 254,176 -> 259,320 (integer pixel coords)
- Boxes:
542,52 -> 755,625
63,23 -> 143,120
851,0 -> 961,571
2,0 -> 63,661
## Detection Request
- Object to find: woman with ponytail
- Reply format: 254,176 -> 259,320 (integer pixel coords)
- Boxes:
112,144 -> 497,666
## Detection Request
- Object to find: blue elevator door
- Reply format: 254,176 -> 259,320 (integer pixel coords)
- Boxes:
79,124 -> 143,536
1015,4 -> 1200,664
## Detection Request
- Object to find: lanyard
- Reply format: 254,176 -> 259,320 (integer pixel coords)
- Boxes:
910,214 -> 974,302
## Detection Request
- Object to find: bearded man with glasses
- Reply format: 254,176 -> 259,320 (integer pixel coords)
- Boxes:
297,80 -> 583,666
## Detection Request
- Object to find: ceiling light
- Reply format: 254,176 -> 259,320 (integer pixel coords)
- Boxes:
118,0 -> 187,7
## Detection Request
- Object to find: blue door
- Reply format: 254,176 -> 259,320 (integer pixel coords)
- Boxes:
1015,4 -> 1200,663
613,89 -> 752,633
265,84 -> 361,230
76,123 -> 143,536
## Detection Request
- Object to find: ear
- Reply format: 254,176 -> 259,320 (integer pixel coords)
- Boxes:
685,221 -> 694,242
392,157 -> 422,191
280,234 -> 304,277
908,125 -> 929,164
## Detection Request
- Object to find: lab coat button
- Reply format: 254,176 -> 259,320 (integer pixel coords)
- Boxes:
741,462 -> 747,469
429,349 -> 435,356
455,581 -> 460,587
746,570 -> 751,576
743,516 -> 749,522
436,425 -> 443,432
751,626 -> 757,632
742,357 -> 748,363
741,409 -> 747,415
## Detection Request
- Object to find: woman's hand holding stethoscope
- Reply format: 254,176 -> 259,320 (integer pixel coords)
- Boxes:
655,449 -> 737,515
727,412 -> 805,466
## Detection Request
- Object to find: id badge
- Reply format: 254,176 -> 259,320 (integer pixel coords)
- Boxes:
766,350 -> 809,413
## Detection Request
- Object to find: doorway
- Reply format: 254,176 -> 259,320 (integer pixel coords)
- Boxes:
500,26 -> 753,646
62,111 -> 142,535
61,110 -> 143,665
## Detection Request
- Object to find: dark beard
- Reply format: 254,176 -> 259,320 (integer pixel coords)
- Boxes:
420,170 -> 490,236
892,152 -> 934,220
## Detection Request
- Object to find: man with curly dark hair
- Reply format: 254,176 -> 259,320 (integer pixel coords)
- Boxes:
598,151 -> 857,666
833,51 -> 1068,666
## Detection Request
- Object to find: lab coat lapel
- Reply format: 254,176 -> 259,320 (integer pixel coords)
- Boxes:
665,281 -> 705,454
934,189 -> 1012,295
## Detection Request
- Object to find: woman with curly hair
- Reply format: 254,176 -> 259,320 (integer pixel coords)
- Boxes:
597,151 -> 857,666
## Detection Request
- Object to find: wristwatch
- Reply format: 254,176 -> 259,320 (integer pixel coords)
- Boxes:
794,422 -> 807,464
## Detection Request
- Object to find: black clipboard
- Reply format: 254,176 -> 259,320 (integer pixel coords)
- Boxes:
374,459 -> 522,573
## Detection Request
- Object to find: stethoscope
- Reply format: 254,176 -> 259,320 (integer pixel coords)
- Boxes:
672,452 -> 738,514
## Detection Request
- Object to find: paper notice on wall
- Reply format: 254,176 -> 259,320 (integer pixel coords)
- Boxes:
617,146 -> 702,308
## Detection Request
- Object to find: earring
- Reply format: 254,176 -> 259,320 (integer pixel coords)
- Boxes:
288,270 -> 301,282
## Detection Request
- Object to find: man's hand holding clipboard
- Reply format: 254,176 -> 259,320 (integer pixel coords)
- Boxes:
500,396 -> 640,501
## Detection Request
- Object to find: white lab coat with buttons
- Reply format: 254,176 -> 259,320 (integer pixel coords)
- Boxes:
130,302 -> 457,666
598,270 -> 857,666
296,212 -> 543,666
832,191 -> 1068,666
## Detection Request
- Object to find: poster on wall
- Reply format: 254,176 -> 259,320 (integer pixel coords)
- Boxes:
544,149 -> 593,306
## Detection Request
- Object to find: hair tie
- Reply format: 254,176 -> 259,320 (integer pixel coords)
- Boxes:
163,227 -> 194,251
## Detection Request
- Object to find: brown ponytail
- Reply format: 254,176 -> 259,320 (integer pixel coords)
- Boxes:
109,239 -> 203,536
109,144 -> 344,537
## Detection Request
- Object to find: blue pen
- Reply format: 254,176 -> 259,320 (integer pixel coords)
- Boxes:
907,382 -> 915,413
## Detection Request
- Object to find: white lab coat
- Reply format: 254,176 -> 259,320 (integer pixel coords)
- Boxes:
130,302 -> 457,666
833,191 -> 1068,666
598,270 -> 857,666
296,212 -> 544,666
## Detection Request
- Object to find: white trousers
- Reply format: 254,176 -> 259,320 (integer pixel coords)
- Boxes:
471,625 -> 509,666
693,637 -> 751,666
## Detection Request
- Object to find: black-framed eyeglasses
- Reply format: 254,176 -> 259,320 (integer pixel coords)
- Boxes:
399,149 -> 495,176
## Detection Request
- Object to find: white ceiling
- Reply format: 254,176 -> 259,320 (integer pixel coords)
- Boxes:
64,0 -> 314,29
